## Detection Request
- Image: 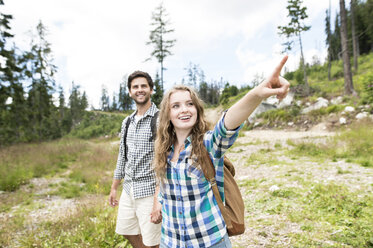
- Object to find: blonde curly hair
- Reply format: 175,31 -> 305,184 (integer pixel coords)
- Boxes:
154,85 -> 211,180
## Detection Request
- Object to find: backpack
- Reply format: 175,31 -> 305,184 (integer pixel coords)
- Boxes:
123,111 -> 159,161
201,148 -> 245,236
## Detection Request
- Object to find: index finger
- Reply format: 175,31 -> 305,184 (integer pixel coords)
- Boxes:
272,55 -> 288,77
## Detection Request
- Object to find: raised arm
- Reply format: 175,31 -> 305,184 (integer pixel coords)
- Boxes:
224,56 -> 290,130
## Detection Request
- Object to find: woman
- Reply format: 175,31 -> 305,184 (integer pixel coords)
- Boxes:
151,56 -> 290,248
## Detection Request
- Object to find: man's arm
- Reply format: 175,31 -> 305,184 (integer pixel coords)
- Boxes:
150,185 -> 162,223
109,118 -> 128,207
109,179 -> 122,207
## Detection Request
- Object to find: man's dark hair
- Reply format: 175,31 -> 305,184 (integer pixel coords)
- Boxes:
127,71 -> 154,90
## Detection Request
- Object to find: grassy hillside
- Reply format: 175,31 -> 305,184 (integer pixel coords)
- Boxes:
67,110 -> 130,139
220,53 -> 373,130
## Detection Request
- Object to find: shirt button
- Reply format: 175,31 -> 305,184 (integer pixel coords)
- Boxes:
177,197 -> 181,201
179,211 -> 182,215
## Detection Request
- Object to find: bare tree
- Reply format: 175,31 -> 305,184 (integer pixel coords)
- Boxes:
278,0 -> 311,94
146,3 -> 176,90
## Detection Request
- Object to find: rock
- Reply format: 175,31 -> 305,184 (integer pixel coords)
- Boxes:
302,97 -> 329,114
278,92 -> 294,108
269,185 -> 280,192
331,96 -> 343,105
356,112 -> 369,120
287,122 -> 294,126
339,117 -> 347,125
248,102 -> 276,123
296,100 -> 302,106
344,106 -> 355,112
265,96 -> 279,105
311,122 -> 328,131
327,113 -> 339,124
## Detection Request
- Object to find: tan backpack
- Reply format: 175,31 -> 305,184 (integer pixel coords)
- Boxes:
201,149 -> 245,236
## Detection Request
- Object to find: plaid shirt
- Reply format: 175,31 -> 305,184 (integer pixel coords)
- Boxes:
159,114 -> 242,248
114,103 -> 158,199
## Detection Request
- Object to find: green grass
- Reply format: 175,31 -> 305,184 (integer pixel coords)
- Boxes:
0,139 -> 88,191
68,111 -> 127,139
285,120 -> 373,167
0,138 -> 125,247
0,138 -> 117,196
241,176 -> 373,247
19,200 -> 130,248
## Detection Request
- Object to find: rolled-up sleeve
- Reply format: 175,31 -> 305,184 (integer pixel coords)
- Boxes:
204,111 -> 243,159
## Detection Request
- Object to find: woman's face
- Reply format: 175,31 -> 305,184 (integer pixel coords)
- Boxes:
169,90 -> 197,134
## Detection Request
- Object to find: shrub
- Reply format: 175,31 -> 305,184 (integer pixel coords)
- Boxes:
359,71 -> 373,104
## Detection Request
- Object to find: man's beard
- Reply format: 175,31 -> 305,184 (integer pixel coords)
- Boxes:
133,94 -> 151,105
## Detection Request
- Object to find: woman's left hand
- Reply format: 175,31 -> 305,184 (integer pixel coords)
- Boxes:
150,201 -> 162,224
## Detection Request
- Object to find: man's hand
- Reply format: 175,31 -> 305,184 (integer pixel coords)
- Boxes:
150,201 -> 162,224
109,189 -> 119,207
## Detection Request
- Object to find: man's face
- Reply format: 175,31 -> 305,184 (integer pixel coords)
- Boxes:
129,77 -> 153,106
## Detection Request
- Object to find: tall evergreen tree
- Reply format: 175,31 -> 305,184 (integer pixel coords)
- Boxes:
100,85 -> 110,111
111,93 -> 118,112
278,0 -> 311,94
25,20 -> 58,140
0,1 -> 28,144
350,0 -> 359,72
151,71 -> 163,107
339,0 -> 355,95
146,3 -> 176,90
183,62 -> 205,90
325,7 -> 333,81
118,76 -> 132,111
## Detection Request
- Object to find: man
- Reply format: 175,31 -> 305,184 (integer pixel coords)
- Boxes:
109,71 -> 161,248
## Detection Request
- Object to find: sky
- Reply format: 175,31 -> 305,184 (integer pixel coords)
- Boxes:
2,0 -> 341,109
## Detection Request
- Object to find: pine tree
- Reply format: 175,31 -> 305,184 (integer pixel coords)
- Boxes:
325,6 -> 332,81
151,71 -> 163,107
0,0 -> 27,144
118,76 -> 132,111
100,85 -> 110,111
278,0 -> 311,94
350,0 -> 359,72
111,93 -> 118,112
25,20 -> 57,140
146,3 -> 176,90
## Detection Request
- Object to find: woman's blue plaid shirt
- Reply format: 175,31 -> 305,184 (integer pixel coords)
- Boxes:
159,114 -> 242,248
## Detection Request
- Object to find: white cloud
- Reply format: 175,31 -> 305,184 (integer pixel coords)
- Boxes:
2,0 -> 338,107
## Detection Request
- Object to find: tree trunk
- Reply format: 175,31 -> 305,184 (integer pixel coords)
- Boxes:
298,33 -> 309,94
160,60 -> 164,91
327,54 -> 332,81
327,0 -> 332,81
339,0 -> 355,95
350,0 -> 359,72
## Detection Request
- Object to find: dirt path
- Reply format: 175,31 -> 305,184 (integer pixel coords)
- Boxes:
226,129 -> 373,247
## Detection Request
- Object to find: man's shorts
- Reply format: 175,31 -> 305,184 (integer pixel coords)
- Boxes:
115,190 -> 161,246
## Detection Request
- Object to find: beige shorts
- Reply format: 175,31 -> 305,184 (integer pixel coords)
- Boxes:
115,190 -> 161,246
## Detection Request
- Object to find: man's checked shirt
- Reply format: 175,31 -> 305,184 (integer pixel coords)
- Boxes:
159,114 -> 242,248
114,103 -> 158,199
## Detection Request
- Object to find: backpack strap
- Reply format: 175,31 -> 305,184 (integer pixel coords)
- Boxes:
123,111 -> 159,160
201,148 -> 233,229
149,110 -> 159,142
123,117 -> 131,161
